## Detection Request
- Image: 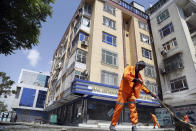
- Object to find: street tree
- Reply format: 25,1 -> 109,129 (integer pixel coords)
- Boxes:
0,101 -> 8,112
0,72 -> 15,98
0,0 -> 55,55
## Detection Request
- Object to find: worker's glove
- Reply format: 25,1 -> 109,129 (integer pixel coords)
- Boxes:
132,78 -> 143,84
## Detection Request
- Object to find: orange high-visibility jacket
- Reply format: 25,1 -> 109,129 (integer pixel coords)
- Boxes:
152,114 -> 158,122
119,65 -> 149,100
184,115 -> 189,123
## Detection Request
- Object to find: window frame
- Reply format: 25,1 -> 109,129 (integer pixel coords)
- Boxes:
159,23 -> 174,38
103,16 -> 116,30
102,49 -> 118,67
170,76 -> 188,93
142,48 -> 152,60
76,49 -> 87,64
164,53 -> 183,73
102,32 -> 116,46
101,70 -> 118,86
163,38 -> 178,51
138,21 -> 149,31
140,33 -> 150,44
144,64 -> 156,79
103,3 -> 116,16
157,9 -> 170,24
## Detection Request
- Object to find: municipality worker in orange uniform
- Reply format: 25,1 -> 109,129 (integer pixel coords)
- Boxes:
109,61 -> 155,131
151,113 -> 160,129
184,115 -> 189,123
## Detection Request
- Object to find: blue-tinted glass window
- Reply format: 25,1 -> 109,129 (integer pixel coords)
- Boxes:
19,88 -> 36,107
79,32 -> 88,41
102,32 -> 116,46
36,90 -> 47,108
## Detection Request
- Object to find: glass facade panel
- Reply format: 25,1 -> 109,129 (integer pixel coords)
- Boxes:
19,88 -> 36,107
36,90 -> 47,108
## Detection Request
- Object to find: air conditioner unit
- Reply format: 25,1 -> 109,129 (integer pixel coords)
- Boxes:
81,41 -> 88,46
161,49 -> 167,56
82,70 -> 89,77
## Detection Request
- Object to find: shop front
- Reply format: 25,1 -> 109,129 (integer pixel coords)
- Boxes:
46,78 -> 160,125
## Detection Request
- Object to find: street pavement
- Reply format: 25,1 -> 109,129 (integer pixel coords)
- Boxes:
0,122 -> 175,131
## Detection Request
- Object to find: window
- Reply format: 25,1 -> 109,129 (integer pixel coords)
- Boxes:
140,33 -> 150,44
75,70 -> 86,80
76,49 -> 87,64
82,17 -> 90,27
164,53 -> 183,73
170,76 -> 188,93
157,9 -> 169,24
19,88 -> 36,107
102,32 -> 116,46
160,23 -> 174,38
102,49 -> 118,66
83,2 -> 92,16
104,3 -> 115,16
144,64 -> 156,78
103,16 -> 116,29
138,21 -> 149,31
142,48 -> 152,59
101,70 -> 118,86
36,90 -> 47,108
79,32 -> 89,41
163,38 -> 177,51
145,81 -> 158,95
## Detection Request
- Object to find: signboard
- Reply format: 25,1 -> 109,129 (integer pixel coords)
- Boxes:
89,86 -> 118,97
155,108 -> 172,127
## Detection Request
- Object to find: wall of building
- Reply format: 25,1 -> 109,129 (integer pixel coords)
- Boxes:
149,0 -> 196,106
88,0 -> 124,85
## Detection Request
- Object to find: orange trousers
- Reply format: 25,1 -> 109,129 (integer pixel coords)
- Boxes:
111,91 -> 138,126
153,122 -> 160,128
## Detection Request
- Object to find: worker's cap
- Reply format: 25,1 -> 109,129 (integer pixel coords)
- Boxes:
136,61 -> 146,68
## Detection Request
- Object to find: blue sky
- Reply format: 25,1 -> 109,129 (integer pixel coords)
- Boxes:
0,0 -> 158,83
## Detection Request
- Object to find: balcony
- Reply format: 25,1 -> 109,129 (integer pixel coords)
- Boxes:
186,13 -> 196,29
74,16 -> 90,37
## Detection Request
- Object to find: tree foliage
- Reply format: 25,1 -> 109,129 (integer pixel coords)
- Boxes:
0,72 -> 15,98
0,0 -> 55,55
0,101 -> 8,112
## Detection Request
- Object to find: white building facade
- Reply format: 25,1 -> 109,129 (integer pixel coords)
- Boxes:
12,69 -> 49,122
147,0 -> 196,124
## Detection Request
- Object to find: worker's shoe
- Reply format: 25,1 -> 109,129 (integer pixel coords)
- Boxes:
132,125 -> 137,131
109,124 -> 116,131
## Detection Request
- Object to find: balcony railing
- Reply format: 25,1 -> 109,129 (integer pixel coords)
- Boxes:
117,0 -> 149,19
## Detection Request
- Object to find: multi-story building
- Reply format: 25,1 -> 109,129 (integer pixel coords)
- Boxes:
45,0 -> 159,125
12,69 -> 49,122
147,0 -> 196,124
